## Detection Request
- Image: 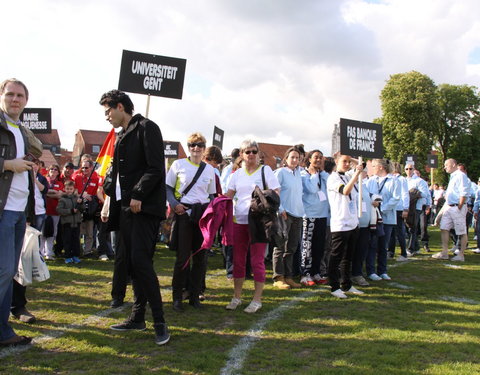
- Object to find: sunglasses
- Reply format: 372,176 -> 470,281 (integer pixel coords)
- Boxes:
81,167 -> 90,170
49,168 -> 59,171
188,142 -> 205,148
244,150 -> 258,155
405,168 -> 413,170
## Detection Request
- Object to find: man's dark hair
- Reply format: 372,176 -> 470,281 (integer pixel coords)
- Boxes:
324,157 -> 336,173
204,145 -> 223,164
99,90 -> 134,115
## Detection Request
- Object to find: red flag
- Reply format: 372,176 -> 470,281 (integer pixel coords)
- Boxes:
95,129 -> 115,178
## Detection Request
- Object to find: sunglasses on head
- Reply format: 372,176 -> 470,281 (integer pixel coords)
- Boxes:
188,142 -> 205,148
244,150 -> 258,155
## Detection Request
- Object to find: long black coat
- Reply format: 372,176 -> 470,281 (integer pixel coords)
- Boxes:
105,114 -> 166,230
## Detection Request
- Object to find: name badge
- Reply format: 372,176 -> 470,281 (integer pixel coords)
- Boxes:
362,202 -> 367,213
349,200 -> 356,215
317,191 -> 327,202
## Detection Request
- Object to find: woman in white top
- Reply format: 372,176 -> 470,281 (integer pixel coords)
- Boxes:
166,133 -> 216,312
225,140 -> 280,313
326,154 -> 364,299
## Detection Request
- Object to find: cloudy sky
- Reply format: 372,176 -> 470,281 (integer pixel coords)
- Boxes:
2,0 -> 480,155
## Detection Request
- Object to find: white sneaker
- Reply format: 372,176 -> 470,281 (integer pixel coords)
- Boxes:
351,275 -> 370,286
379,273 -> 391,280
345,286 -> 364,295
454,249 -> 460,255
300,275 -> 315,286
472,248 -> 480,254
226,298 -> 242,310
396,255 -> 408,262
450,246 -> 458,254
368,273 -> 382,281
432,252 -> 449,260
451,255 -> 465,262
244,301 -> 262,313
331,289 -> 347,299
99,254 -> 109,261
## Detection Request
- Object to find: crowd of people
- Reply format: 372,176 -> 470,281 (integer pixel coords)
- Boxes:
1,79 -> 479,349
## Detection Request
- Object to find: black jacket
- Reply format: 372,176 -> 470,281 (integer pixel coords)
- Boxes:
248,186 -> 281,243
105,114 -> 166,230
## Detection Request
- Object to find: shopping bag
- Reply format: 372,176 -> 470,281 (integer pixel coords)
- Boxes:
14,225 -> 41,286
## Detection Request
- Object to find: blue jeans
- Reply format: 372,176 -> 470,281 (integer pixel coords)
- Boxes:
0,210 -> 27,341
367,224 -> 394,276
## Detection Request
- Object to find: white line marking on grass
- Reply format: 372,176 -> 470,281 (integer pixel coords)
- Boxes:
387,282 -> 413,290
440,296 -> 479,305
444,264 -> 463,269
0,304 -> 129,359
220,290 -> 320,375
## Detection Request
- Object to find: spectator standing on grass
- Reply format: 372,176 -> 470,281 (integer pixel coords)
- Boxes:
0,78 -> 42,347
60,162 -> 75,182
100,89 -> 170,345
11,158 -> 48,324
432,159 -> 470,262
56,180 -> 83,264
326,154 -> 364,299
299,149 -> 329,287
225,140 -> 280,313
472,180 -> 480,254
414,169 -> 432,253
166,133 -> 216,312
366,159 -> 400,281
388,162 -> 409,261
40,164 -> 64,260
272,147 -> 304,289
74,159 -> 100,257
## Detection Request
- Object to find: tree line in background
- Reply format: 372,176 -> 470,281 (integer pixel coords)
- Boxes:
376,70 -> 480,185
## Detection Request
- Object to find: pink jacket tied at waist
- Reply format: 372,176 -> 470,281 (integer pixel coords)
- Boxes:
199,196 -> 234,249
182,196 -> 234,270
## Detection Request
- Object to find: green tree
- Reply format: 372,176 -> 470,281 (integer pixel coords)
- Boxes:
436,84 -> 480,163
378,71 -> 439,172
448,116 -> 480,180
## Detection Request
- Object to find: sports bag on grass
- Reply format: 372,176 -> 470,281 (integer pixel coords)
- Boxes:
15,226 -> 50,286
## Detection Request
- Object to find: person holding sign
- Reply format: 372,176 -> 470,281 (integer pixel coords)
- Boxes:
99,89 -> 169,346
326,154 -> 364,299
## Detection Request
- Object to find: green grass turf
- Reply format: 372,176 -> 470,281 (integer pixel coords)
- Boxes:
2,227 -> 480,374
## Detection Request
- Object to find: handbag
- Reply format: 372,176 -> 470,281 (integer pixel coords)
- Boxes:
15,226 -> 48,286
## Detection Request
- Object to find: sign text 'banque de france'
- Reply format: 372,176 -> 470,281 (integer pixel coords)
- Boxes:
118,50 -> 187,99
339,118 -> 383,159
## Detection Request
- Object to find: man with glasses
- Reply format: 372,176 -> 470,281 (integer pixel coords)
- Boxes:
0,78 -> 42,347
99,89 -> 169,345
404,163 -> 430,256
74,160 -> 100,257
432,159 -> 470,261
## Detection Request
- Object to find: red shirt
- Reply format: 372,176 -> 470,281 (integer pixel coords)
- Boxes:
74,171 -> 100,197
45,178 -> 64,216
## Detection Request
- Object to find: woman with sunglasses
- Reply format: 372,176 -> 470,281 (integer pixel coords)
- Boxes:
225,140 -> 280,313
166,133 -> 216,311
40,164 -> 64,260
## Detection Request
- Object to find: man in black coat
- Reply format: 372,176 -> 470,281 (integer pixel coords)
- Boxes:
99,89 -> 169,346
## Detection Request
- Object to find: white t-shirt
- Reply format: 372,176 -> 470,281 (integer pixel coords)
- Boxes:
166,158 -> 216,205
227,165 -> 280,224
327,172 -> 359,232
4,121 -> 28,211
34,177 -> 46,215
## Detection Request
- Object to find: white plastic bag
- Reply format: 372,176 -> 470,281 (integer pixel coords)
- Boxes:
14,225 -> 49,285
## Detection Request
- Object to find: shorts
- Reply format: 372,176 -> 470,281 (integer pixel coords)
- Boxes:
440,204 -> 467,235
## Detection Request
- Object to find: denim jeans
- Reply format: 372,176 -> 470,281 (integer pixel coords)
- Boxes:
367,224 -> 394,276
0,210 -> 27,341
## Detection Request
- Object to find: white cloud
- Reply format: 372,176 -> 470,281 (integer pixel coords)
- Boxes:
1,0 -> 479,156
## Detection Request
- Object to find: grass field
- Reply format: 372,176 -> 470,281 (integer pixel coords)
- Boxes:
2,228 -> 480,375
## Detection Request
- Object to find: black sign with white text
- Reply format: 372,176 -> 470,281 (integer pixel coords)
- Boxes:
427,154 -> 438,168
164,141 -> 179,159
212,126 -> 224,150
118,50 -> 187,99
404,154 -> 417,166
339,118 -> 383,158
21,108 -> 51,134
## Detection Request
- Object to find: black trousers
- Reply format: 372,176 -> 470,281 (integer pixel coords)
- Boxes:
111,230 -> 128,301
119,209 -> 164,324
171,214 -> 206,302
328,228 -> 359,291
63,224 -> 81,258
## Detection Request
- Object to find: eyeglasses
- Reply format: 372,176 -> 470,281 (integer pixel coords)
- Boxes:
81,167 -> 90,170
49,168 -> 59,171
188,142 -> 206,148
244,150 -> 258,155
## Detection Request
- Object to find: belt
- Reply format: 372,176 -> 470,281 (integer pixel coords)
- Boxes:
449,204 -> 458,207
